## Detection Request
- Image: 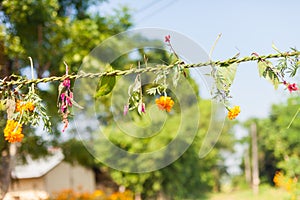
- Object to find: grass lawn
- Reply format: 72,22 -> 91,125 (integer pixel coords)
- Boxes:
207,185 -> 291,200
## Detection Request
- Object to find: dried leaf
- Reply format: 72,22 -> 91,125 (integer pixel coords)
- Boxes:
6,98 -> 15,119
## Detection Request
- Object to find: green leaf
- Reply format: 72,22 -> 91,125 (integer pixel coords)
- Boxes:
265,70 -> 280,90
257,60 -> 268,77
94,75 -> 116,98
70,98 -> 84,109
258,60 -> 280,89
216,63 -> 237,91
0,100 -> 5,111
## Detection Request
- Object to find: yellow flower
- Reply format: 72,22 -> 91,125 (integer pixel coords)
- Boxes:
4,120 -> 24,143
15,100 -> 35,113
273,171 -> 283,187
273,171 -> 296,193
155,96 -> 174,112
25,101 -> 35,112
92,190 -> 104,197
227,106 -> 240,120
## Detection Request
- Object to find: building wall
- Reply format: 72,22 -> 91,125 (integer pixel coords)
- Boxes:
5,178 -> 48,200
68,163 -> 95,192
45,162 -> 95,195
5,161 -> 95,200
9,178 -> 45,191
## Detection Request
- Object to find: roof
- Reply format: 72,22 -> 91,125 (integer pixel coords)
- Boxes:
12,150 -> 64,179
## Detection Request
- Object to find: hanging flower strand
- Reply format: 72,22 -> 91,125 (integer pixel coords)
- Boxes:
252,50 -> 299,93
124,61 -> 146,115
165,34 -> 187,80
3,57 -> 52,143
147,35 -> 181,113
165,35 -> 179,59
154,66 -> 174,113
58,62 -> 83,132
58,62 -> 72,132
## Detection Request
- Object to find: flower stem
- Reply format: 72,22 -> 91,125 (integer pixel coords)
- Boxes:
64,61 -> 69,76
209,33 -> 222,61
287,107 -> 300,129
28,57 -> 35,93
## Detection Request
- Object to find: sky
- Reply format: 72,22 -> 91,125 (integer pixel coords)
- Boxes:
91,1 -> 300,174
95,0 -> 300,122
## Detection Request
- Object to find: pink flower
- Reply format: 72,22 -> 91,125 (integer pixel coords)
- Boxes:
62,118 -> 69,132
63,78 -> 71,88
287,83 -> 298,92
138,102 -> 146,115
67,92 -> 73,106
123,104 -> 129,116
60,93 -> 66,101
61,104 -> 67,113
165,35 -> 171,43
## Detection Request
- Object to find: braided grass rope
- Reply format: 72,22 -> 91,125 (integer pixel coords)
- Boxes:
1,51 -> 300,88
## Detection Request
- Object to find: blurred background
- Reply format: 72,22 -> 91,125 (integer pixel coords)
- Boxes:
0,0 -> 299,199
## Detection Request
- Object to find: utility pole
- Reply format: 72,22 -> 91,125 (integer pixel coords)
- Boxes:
244,147 -> 251,186
251,122 -> 260,194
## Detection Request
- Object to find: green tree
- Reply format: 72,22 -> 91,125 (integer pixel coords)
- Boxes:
242,97 -> 300,187
0,1 -> 237,199
97,99 -> 235,199
87,43 -> 235,198
0,0 -> 132,197
257,97 -> 300,183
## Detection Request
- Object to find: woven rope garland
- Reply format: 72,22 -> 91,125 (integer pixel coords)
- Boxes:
1,51 -> 299,88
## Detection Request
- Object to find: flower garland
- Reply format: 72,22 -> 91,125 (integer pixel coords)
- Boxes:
57,62 -> 83,132
1,58 -> 51,143
0,37 -> 299,143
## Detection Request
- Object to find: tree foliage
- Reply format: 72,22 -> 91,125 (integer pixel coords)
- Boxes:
248,97 -> 300,184
89,45 -> 235,198
99,98 -> 235,199
241,97 -> 300,198
0,0 -> 132,197
1,0 -> 284,199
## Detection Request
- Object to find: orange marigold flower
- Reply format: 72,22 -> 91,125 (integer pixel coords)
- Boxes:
25,101 -> 35,112
15,100 -> 35,113
227,106 -> 240,120
92,190 -> 104,197
15,100 -> 22,112
4,120 -> 24,143
155,96 -> 174,112
273,171 -> 296,192
273,171 -> 283,187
